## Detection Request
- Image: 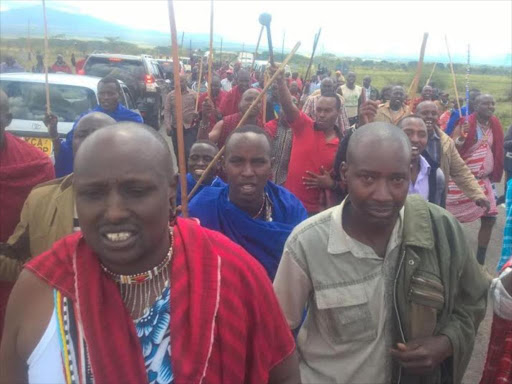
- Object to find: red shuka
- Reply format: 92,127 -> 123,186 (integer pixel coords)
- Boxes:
219,85 -> 243,117
459,113 -> 504,183
25,217 -> 294,384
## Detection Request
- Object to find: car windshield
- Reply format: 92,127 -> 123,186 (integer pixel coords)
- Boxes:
0,80 -> 97,123
84,57 -> 144,99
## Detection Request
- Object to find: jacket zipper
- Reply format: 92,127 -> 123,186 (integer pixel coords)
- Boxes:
393,249 -> 407,384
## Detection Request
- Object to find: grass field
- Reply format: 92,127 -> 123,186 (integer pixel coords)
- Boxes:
2,42 -> 511,128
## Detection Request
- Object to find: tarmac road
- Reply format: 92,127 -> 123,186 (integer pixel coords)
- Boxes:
462,181 -> 505,384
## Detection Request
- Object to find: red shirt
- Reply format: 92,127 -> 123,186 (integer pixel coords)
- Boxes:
284,112 -> 339,213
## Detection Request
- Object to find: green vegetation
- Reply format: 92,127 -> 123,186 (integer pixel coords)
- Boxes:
1,36 -> 511,128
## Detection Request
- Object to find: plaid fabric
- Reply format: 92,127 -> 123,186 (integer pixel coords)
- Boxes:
25,217 -> 294,383
480,315 -> 512,384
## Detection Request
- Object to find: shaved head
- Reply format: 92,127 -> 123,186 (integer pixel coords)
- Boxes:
75,122 -> 174,180
347,122 -> 411,165
72,112 -> 116,156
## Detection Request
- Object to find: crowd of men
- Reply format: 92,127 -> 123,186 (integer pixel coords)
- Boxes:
0,51 -> 511,384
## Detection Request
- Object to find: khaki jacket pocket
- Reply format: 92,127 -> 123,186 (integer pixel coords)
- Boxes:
315,284 -> 377,343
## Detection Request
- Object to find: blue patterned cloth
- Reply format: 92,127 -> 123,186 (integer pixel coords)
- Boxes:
134,285 -> 173,384
498,179 -> 512,271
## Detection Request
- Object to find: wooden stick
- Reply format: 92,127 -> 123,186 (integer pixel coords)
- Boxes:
444,35 -> 462,116
194,59 -> 204,111
167,0 -> 189,217
262,71 -> 268,123
42,0 -> 51,114
188,41 -> 301,200
408,32 -> 429,102
251,25 -> 264,71
425,62 -> 437,86
207,0 -> 214,100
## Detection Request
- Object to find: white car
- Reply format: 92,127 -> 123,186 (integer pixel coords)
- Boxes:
0,73 -> 139,155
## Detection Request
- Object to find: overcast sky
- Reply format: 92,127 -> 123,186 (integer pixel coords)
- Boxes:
2,0 -> 511,65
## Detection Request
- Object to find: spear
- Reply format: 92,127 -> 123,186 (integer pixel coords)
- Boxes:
444,35 -> 462,117
188,41 -> 301,200
303,28 -> 321,93
207,0 -> 214,100
167,0 -> 189,217
42,0 -> 51,115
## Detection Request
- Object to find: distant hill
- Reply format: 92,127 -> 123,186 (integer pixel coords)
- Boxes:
0,6 -> 254,52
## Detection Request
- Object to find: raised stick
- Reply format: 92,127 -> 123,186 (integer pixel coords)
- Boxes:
188,41 -> 301,200
408,32 -> 429,102
251,25 -> 265,71
194,58 -> 204,111
42,0 -> 51,114
262,71 -> 268,123
445,35 -> 462,116
167,0 -> 189,217
207,0 -> 214,100
426,62 -> 437,86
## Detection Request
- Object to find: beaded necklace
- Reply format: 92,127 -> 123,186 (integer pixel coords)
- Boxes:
100,226 -> 174,316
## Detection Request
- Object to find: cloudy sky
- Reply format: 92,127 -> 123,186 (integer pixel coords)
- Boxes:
2,0 -> 511,65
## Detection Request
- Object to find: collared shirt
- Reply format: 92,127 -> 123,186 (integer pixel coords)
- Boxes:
426,128 -> 442,165
409,155 -> 431,201
301,93 -> 350,135
274,199 -> 404,383
164,88 -> 197,130
374,102 -> 411,125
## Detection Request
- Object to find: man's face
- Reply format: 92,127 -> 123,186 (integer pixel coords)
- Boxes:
237,72 -> 251,93
315,96 -> 338,131
401,119 -> 428,162
227,73 -> 234,81
224,132 -> 272,209
320,79 -> 335,94
289,82 -> 299,94
363,77 -> 371,88
98,82 -> 120,112
211,78 -> 221,96
74,135 -> 174,271
188,143 -> 218,182
421,86 -> 433,100
476,95 -> 495,120
72,116 -> 115,156
416,102 -> 439,133
239,89 -> 261,117
440,93 -> 449,103
179,76 -> 188,91
347,73 -> 356,87
390,87 -> 405,109
342,139 -> 410,225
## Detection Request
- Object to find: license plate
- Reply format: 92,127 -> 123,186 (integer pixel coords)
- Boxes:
23,137 -> 53,156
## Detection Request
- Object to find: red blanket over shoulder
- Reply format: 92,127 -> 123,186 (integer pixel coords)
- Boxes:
459,113 -> 504,183
25,217 -> 294,384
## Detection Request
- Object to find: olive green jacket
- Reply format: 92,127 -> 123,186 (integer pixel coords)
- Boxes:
396,195 -> 489,384
0,174 -> 74,281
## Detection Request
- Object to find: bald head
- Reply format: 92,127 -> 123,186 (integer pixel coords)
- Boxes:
320,77 -> 335,94
347,122 -> 411,165
75,122 -> 174,181
237,69 -> 251,92
72,112 -> 116,156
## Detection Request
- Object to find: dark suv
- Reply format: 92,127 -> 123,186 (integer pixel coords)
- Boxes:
80,54 -> 169,129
